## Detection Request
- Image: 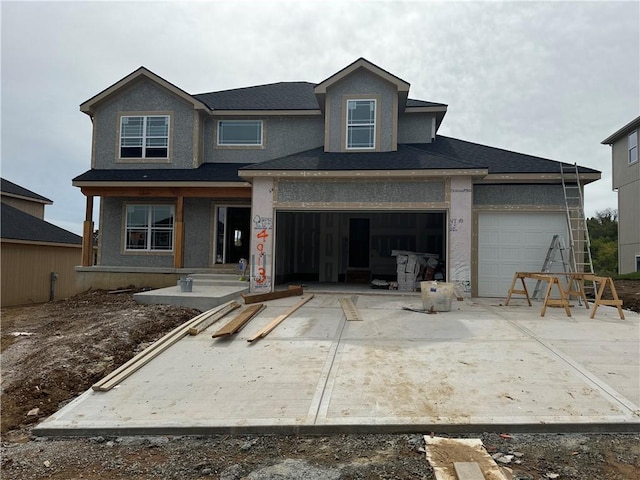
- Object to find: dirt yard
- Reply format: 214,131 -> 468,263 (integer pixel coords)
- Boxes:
1,283 -> 639,479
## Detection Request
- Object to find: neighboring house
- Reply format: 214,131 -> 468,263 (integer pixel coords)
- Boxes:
602,116 -> 640,274
1,178 -> 82,306
73,58 -> 600,297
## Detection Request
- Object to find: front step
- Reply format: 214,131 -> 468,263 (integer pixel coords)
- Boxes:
177,274 -> 249,288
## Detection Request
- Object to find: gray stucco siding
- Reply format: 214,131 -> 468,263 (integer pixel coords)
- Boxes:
203,116 -> 324,164
398,113 -> 434,144
325,69 -> 397,152
92,78 -> 196,169
183,198 -> 214,268
473,184 -> 565,206
277,180 -> 445,204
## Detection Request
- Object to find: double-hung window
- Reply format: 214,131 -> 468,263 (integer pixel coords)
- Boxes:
218,120 -> 263,146
346,99 -> 376,149
629,130 -> 638,164
120,115 -> 169,158
125,205 -> 174,251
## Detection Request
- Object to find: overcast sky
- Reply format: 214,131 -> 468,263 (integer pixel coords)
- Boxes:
2,0 -> 638,235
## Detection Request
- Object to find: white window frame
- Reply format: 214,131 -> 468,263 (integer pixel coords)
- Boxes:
346,99 -> 376,150
119,115 -> 170,159
217,120 -> 263,146
629,130 -> 638,165
125,204 -> 175,252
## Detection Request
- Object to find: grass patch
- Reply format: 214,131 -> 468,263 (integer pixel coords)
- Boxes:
615,272 -> 640,280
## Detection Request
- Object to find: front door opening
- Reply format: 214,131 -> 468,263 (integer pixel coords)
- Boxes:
215,206 -> 250,264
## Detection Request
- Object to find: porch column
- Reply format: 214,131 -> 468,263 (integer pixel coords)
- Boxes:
81,195 -> 94,266
174,195 -> 184,269
250,178 -> 275,292
449,177 -> 473,296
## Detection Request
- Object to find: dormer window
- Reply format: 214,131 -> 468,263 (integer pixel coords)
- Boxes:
346,99 -> 376,149
629,130 -> 638,164
120,115 -> 169,159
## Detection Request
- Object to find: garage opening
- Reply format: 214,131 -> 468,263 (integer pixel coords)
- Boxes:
274,211 -> 446,286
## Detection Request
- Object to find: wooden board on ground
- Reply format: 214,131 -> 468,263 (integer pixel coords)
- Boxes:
212,304 -> 266,338
241,285 -> 303,304
247,294 -> 314,342
92,303 -> 233,392
339,297 -> 362,321
424,436 -> 508,480
454,462 -> 485,480
188,302 -> 241,335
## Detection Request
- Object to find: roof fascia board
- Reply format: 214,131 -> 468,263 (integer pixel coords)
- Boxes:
479,172 -> 601,184
314,58 -> 410,95
240,169 -> 488,179
80,67 -> 210,115
404,106 -> 448,114
72,180 -> 252,188
213,109 -> 322,116
0,238 -> 82,248
0,193 -> 52,205
601,115 -> 640,144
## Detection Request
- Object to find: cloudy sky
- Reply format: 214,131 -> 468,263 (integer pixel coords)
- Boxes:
2,0 -> 638,235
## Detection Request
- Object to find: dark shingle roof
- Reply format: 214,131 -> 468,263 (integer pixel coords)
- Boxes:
1,178 -> 52,203
240,136 -> 600,175
194,82 -> 320,111
1,203 -> 82,245
193,83 -> 446,112
406,99 -> 448,108
239,145 -> 476,171
73,163 -> 252,183
415,136 -> 599,174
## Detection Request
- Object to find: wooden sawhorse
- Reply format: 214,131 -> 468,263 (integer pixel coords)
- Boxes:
505,272 -> 571,317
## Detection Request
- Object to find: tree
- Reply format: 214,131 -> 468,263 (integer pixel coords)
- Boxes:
587,209 -> 618,275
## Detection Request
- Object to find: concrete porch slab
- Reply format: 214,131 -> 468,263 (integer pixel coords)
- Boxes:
35,294 -> 640,436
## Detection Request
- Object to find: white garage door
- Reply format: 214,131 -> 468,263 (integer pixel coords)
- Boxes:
478,212 -> 568,297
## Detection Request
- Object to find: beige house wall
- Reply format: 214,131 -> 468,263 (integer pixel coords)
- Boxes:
1,241 -> 82,306
1,197 -> 46,219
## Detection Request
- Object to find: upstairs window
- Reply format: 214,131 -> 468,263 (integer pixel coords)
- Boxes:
218,120 -> 263,146
346,99 -> 376,149
629,130 -> 638,164
120,115 -> 169,158
125,205 -> 174,251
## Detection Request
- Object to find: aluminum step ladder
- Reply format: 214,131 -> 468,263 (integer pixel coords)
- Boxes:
532,235 -> 570,299
560,162 -> 595,297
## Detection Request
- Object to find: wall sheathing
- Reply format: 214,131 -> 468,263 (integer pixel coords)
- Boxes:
250,178 -> 275,292
449,177 -> 473,296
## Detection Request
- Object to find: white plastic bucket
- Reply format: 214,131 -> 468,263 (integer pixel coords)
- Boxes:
420,281 -> 454,312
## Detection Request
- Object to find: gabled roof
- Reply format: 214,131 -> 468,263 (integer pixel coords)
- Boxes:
194,82 -> 320,111
239,136 -> 600,178
1,203 -> 81,245
80,67 -> 210,116
1,178 -> 52,204
72,163 -> 252,185
601,115 -> 640,144
314,58 -> 410,94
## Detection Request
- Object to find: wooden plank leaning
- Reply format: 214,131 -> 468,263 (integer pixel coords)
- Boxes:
247,294 -> 314,342
188,302 -> 241,335
241,285 -> 303,304
212,304 -> 266,338
92,302 -> 236,392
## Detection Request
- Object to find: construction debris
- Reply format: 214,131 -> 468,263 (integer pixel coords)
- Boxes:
212,304 -> 265,338
247,295 -> 314,342
241,285 -> 303,304
187,302 -> 241,335
424,436 -> 508,480
339,297 -> 362,321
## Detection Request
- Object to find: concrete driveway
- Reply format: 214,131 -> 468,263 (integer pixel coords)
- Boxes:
35,292 -> 640,436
